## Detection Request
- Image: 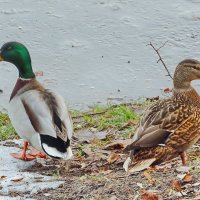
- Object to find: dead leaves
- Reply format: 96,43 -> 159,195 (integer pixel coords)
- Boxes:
170,173 -> 193,197
142,190 -> 159,200
0,176 -> 23,182
70,121 -> 199,199
143,170 -> 156,185
82,146 -> 93,156
0,176 -> 24,192
11,177 -> 24,182
73,138 -> 132,168
171,179 -> 182,193
104,139 -> 132,150
175,172 -> 193,185
72,134 -> 130,178
0,176 -> 7,180
107,153 -> 121,164
163,88 -> 173,93
182,173 -> 193,183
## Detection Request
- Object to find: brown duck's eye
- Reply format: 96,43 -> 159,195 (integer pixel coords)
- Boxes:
191,66 -> 199,70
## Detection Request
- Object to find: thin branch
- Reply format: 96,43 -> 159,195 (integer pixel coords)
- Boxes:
147,41 -> 173,80
157,40 -> 169,51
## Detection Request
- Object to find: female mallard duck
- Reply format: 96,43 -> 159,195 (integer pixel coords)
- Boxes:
123,59 -> 200,172
0,41 -> 73,161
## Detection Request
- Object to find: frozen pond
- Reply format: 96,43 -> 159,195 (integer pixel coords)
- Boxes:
1,0 -> 200,110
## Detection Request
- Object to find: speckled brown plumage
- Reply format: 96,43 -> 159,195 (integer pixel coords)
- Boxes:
124,59 -> 200,172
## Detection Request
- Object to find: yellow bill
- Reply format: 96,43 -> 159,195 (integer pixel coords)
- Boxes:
0,55 -> 3,61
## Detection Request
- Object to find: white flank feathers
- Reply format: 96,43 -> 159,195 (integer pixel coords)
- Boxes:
9,88 -> 73,159
129,158 -> 156,173
123,157 -> 131,172
42,144 -> 73,160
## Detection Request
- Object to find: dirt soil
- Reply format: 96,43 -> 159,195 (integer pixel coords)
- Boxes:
28,142 -> 200,200
2,104 -> 200,200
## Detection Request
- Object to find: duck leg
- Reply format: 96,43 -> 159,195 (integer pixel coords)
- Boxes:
10,141 -> 35,161
180,151 -> 187,165
29,149 -> 48,158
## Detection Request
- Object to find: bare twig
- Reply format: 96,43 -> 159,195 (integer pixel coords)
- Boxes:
157,40 -> 169,51
148,41 -> 173,80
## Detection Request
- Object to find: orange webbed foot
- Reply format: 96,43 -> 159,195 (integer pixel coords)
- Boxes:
10,141 -> 35,161
10,153 -> 35,161
29,149 -> 48,159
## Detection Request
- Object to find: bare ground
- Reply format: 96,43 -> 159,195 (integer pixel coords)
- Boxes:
1,104 -> 200,200
28,142 -> 200,200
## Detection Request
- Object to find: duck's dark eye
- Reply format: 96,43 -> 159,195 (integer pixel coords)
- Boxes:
7,46 -> 12,50
191,66 -> 199,70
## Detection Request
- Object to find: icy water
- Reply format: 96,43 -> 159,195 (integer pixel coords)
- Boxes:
1,0 -> 200,110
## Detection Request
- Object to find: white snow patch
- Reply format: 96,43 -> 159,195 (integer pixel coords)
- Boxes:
0,140 -> 64,199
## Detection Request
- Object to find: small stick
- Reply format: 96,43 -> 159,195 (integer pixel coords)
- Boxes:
148,41 -> 173,80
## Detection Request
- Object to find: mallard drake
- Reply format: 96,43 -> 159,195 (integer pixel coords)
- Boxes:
123,59 -> 200,172
0,41 -> 73,161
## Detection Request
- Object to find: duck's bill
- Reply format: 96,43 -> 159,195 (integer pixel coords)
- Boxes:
0,55 -> 3,61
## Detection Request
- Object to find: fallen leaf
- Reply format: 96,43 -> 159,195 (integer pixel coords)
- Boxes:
142,190 -> 159,200
136,182 -> 143,188
75,129 -> 108,143
81,163 -> 86,168
83,146 -> 93,156
107,153 -> 121,164
0,176 -> 7,180
143,170 -> 156,185
11,177 -> 24,182
171,179 -> 182,192
104,139 -> 132,150
35,70 -> 44,76
163,88 -> 173,93
183,173 -> 193,183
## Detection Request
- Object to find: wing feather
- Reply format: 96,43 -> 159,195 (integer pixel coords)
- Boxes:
127,98 -> 194,150
21,89 -> 73,141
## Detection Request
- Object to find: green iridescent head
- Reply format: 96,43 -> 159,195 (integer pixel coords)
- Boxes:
0,41 -> 35,79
